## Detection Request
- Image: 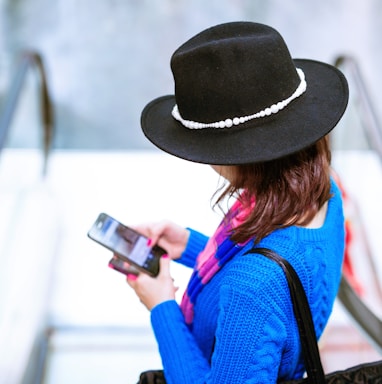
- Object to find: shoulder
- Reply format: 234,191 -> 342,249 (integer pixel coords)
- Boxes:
219,245 -> 293,314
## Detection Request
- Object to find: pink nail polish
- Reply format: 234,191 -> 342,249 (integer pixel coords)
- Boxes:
162,254 -> 169,259
108,263 -> 115,269
127,274 -> 137,281
147,238 -> 152,246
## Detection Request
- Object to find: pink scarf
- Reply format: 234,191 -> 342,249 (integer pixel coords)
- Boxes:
180,197 -> 254,325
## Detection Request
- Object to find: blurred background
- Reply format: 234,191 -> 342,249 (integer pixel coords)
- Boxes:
0,0 -> 381,383
2,0 -> 382,150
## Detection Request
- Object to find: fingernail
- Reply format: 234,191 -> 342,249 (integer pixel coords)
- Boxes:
108,263 -> 115,269
147,238 -> 152,246
127,274 -> 137,281
162,254 -> 169,259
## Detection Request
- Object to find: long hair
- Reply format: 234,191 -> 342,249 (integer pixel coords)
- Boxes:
213,136 -> 332,244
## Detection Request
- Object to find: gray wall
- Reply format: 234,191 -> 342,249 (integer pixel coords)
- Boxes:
1,0 -> 382,149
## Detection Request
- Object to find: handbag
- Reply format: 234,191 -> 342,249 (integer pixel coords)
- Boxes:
254,247 -> 382,384
137,369 -> 166,384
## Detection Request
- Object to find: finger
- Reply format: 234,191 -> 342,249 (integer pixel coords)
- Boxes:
144,221 -> 169,246
132,222 -> 159,241
158,254 -> 171,277
126,273 -> 138,287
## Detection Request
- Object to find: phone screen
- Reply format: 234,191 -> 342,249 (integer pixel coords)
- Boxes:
88,213 -> 165,276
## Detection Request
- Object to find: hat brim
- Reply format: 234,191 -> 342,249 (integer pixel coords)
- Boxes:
141,59 -> 349,165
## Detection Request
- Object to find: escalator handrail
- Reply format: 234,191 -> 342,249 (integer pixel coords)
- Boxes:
335,55 -> 382,159
338,276 -> 382,352
334,55 -> 382,354
0,51 -> 54,175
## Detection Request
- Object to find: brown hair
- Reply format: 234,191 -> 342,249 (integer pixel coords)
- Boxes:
213,136 -> 332,244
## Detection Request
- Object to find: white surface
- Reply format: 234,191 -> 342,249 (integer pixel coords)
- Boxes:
45,327 -> 162,384
332,150 -> 382,316
0,150 -> 61,384
43,149 -> 221,328
332,150 -> 382,274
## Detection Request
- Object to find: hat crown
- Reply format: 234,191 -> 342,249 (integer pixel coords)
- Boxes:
171,22 -> 300,123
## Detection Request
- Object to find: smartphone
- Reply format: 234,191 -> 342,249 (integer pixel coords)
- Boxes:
87,213 -> 166,277
108,255 -> 140,276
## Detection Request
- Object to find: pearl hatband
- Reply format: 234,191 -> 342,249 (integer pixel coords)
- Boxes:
172,68 -> 307,129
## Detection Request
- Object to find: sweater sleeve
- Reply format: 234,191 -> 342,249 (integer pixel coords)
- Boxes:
175,228 -> 209,268
151,300 -> 211,384
150,264 -> 293,384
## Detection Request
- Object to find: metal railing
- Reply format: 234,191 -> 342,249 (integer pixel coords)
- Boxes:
0,51 -> 54,384
0,51 -> 54,174
335,55 -> 382,158
334,55 -> 382,353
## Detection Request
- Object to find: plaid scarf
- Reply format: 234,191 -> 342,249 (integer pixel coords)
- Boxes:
180,198 -> 254,326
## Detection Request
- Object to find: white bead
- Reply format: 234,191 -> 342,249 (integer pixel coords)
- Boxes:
225,119 -> 233,128
233,117 -> 240,125
270,104 -> 278,113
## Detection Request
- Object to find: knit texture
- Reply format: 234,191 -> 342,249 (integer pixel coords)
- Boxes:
180,197 -> 254,325
150,180 -> 345,383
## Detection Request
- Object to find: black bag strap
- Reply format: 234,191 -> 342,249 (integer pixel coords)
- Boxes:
253,247 -> 326,383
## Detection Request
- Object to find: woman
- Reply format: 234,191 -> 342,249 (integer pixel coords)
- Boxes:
125,22 -> 348,383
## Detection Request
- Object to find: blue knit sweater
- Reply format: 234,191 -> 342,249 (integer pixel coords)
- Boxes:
150,181 -> 345,383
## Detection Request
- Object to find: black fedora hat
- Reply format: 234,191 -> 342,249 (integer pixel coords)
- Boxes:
141,22 -> 349,165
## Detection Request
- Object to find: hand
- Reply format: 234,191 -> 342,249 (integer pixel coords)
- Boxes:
133,220 -> 190,260
126,255 -> 178,311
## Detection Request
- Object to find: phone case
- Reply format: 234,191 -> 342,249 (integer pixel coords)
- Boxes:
88,213 -> 165,277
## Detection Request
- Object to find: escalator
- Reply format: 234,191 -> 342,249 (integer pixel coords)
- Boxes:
331,55 -> 382,354
0,52 -> 381,383
0,52 -> 57,384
